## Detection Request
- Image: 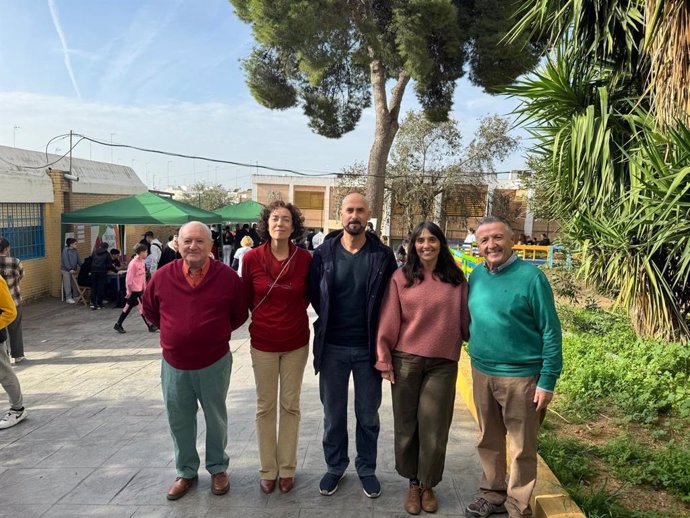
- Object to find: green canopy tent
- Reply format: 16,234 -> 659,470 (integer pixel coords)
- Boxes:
214,200 -> 264,223
61,192 -> 222,224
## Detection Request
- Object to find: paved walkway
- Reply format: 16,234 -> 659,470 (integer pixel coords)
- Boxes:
0,298 -> 499,518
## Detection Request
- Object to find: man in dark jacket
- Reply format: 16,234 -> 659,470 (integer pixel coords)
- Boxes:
90,242 -> 117,309
308,193 -> 397,499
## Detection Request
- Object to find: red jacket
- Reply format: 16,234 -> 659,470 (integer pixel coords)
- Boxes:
242,242 -> 311,352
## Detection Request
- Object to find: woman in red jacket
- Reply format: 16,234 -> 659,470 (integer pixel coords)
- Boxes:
376,221 -> 469,515
241,200 -> 312,494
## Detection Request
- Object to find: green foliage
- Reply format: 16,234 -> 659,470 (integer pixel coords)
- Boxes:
230,0 -> 540,137
551,268 -> 581,304
178,182 -> 232,212
600,436 -> 690,500
505,1 -> 690,341
538,432 -> 594,485
556,306 -> 690,424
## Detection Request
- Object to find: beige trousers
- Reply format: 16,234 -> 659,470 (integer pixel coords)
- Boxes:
472,368 -> 545,518
251,345 -> 309,480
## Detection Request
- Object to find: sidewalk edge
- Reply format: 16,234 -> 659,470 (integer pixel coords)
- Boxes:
457,353 -> 586,518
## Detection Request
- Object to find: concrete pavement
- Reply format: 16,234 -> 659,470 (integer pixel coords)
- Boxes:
0,297 -> 496,518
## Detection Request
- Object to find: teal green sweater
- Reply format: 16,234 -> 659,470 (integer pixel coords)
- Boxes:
468,258 -> 562,391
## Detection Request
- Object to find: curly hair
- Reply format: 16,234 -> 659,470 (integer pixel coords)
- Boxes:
257,200 -> 305,242
240,235 -> 254,248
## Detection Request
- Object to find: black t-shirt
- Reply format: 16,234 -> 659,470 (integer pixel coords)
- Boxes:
324,240 -> 370,347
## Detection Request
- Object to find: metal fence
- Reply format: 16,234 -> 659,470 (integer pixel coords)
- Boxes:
0,203 -> 45,260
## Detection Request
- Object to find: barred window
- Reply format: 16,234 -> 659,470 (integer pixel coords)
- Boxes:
0,203 -> 45,260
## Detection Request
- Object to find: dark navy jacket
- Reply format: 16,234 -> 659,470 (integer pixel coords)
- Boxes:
308,230 -> 397,374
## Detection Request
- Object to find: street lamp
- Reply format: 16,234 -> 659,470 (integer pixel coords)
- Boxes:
13,126 -> 20,147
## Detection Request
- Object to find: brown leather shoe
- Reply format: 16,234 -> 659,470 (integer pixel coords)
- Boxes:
421,486 -> 438,513
278,477 -> 294,493
166,475 -> 198,500
211,471 -> 230,495
404,483 -> 421,515
260,478 -> 276,494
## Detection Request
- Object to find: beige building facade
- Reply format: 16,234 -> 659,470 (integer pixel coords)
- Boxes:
0,145 -> 147,301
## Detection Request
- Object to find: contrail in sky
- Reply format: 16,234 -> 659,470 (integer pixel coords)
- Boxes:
48,0 -> 82,98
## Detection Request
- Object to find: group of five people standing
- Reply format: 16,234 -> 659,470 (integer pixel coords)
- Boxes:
139,191 -> 561,518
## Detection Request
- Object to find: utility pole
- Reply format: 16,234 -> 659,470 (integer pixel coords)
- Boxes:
109,133 -> 116,163
12,126 -> 20,147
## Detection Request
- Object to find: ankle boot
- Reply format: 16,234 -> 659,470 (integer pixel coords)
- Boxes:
421,485 -> 438,513
404,482 -> 421,515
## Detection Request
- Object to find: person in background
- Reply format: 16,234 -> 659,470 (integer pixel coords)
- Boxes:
142,221 -> 248,501
222,226 -> 234,267
0,276 -> 26,429
242,200 -> 312,494
140,231 -> 154,255
311,228 -> 325,250
232,224 -> 251,264
60,238 -> 81,304
90,242 -> 117,310
233,236 -> 254,276
537,233 -> 551,246
306,228 -> 316,251
516,234 -> 528,246
463,227 -> 476,245
114,243 -> 158,334
366,221 -> 378,236
148,233 -> 164,275
158,233 -> 181,270
249,223 -> 262,247
465,216 -> 562,518
0,238 -> 26,364
376,222 -> 469,515
110,249 -> 123,270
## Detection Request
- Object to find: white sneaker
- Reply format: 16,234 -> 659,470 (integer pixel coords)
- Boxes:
66,298 -> 76,304
11,356 -> 25,365
0,408 -> 27,429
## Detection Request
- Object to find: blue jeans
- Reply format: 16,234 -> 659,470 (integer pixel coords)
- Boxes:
319,344 -> 382,477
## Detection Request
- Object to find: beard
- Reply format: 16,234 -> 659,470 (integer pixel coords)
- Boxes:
343,221 -> 364,235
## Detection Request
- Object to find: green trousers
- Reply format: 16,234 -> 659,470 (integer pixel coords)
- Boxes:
161,352 -> 232,478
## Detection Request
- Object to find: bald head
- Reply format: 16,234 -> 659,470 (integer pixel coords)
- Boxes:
341,192 -> 369,211
340,192 -> 371,236
178,221 -> 212,270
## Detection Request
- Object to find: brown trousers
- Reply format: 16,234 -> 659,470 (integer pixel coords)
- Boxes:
391,351 -> 458,487
472,368 -> 545,518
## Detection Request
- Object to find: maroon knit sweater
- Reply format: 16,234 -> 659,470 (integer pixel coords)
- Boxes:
142,259 -> 248,370
376,268 -> 470,372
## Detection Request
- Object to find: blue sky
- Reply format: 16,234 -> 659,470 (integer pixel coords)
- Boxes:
0,0 -> 527,189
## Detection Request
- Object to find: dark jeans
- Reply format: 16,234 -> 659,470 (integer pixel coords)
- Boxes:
7,303 -> 24,358
90,272 -> 107,307
319,344 -> 382,477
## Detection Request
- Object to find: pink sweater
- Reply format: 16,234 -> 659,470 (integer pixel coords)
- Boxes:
126,257 -> 146,295
375,268 -> 470,371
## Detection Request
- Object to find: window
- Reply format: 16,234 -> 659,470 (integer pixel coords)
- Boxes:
294,191 -> 324,210
0,203 -> 45,260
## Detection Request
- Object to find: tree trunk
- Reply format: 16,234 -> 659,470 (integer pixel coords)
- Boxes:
366,60 -> 409,229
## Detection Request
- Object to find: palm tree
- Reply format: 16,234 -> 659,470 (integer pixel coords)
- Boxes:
508,34 -> 690,339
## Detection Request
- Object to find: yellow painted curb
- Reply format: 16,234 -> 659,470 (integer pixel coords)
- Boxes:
456,353 -> 586,518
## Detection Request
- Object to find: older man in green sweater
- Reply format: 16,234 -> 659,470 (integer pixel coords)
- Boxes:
465,216 -> 562,518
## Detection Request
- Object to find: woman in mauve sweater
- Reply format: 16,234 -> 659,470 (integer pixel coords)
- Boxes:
241,200 -> 312,495
376,221 -> 469,516
114,243 -> 157,334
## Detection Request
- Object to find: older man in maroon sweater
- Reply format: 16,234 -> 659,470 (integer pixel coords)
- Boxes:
143,221 -> 248,501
